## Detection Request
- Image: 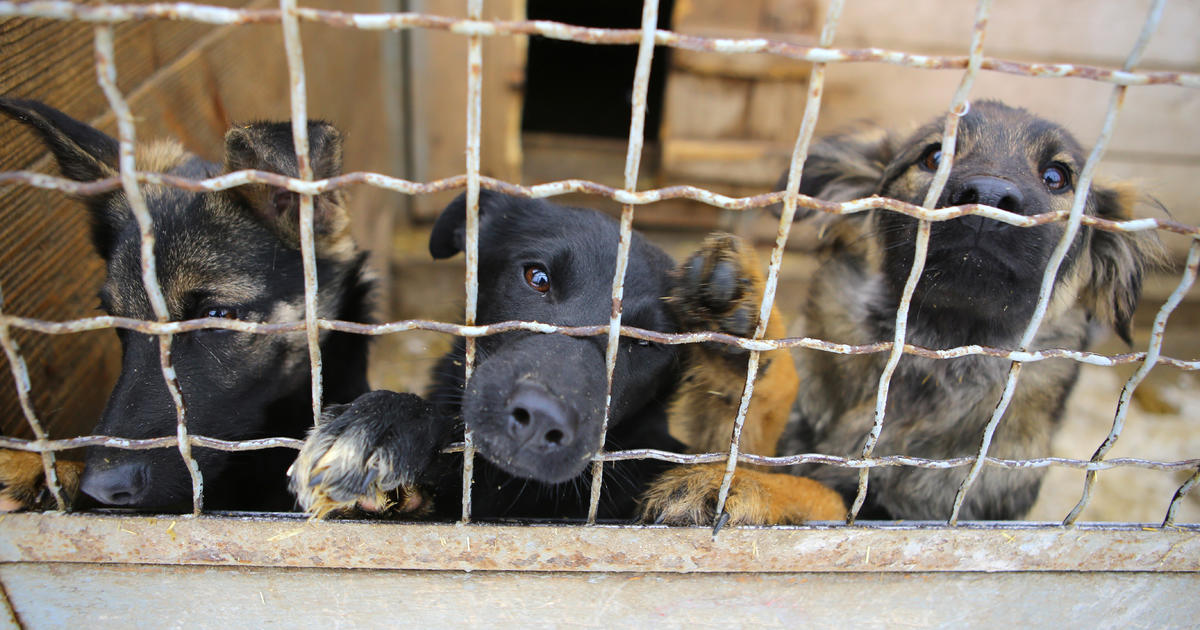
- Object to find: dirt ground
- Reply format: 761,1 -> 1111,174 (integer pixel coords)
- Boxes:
372,226 -> 1199,525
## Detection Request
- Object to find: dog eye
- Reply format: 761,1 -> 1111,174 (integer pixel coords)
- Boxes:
920,144 -> 942,172
203,307 -> 239,320
1041,164 -> 1070,191
524,265 -> 550,293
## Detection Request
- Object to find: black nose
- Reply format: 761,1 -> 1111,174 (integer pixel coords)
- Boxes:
952,176 -> 1024,213
505,383 -> 577,451
81,462 -> 149,506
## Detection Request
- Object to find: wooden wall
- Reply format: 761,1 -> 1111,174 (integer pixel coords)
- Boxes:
660,0 -> 1200,258
0,0 -> 405,439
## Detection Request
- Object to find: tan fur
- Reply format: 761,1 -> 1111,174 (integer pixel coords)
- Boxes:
0,450 -> 82,512
640,234 -> 845,524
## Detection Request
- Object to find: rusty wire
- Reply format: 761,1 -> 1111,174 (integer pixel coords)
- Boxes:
459,0 -> 484,524
586,0 -> 660,525
93,24 -> 205,515
0,0 -> 1196,528
948,0 -> 1168,526
847,0 -> 993,524
280,0 -> 325,434
1,2 -> 1197,89
3,169 -> 1198,236
710,0 -> 847,527
1069,236 -> 1199,525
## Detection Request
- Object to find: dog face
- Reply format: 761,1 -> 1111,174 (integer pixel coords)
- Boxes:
430,191 -> 678,483
867,101 -> 1158,346
0,99 -> 370,511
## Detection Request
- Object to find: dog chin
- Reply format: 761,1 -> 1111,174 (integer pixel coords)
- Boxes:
471,430 -> 595,485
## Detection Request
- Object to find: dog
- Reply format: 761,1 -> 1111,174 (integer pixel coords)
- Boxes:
289,190 -> 844,523
776,100 -> 1164,520
0,98 -> 373,512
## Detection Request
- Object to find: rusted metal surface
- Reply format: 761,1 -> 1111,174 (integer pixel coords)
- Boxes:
0,513 -> 1197,573
93,25 -> 204,514
2,2 -> 1197,89
588,0 -> 659,524
950,0 -> 1168,526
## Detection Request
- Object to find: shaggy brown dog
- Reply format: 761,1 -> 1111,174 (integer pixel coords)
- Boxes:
779,101 -> 1163,520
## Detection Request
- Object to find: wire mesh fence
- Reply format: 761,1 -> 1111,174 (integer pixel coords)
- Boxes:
0,0 -> 1197,534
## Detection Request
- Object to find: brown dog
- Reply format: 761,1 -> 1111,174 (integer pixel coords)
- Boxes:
639,234 -> 845,526
779,101 -> 1163,520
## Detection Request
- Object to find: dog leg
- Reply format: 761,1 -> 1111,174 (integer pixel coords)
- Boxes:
0,449 -> 82,512
289,390 -> 444,519
643,233 -> 844,525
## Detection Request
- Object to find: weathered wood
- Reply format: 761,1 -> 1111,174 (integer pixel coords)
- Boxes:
408,0 -> 526,220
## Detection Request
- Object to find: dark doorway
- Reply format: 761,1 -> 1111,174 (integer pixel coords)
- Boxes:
521,1 -> 674,140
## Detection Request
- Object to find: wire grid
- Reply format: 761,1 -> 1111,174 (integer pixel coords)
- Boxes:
0,0 -> 1197,527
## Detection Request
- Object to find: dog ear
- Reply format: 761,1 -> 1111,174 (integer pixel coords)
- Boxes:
1080,183 -> 1166,344
772,124 -> 895,220
0,98 -> 128,259
223,120 -> 352,257
429,189 -> 515,259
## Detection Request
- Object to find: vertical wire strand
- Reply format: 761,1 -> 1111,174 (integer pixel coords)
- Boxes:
709,0 -> 846,526
1059,0 -> 1171,526
847,0 -> 992,524
952,0 -> 1167,526
0,283 -> 66,510
460,0 -> 485,523
1164,464 -> 1200,528
586,0 -> 659,524
280,0 -> 324,435
94,25 -> 203,514
1067,236 -> 1195,525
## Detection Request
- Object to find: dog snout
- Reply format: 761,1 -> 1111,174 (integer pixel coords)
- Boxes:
506,383 -> 577,451
80,462 -> 150,506
952,176 -> 1024,214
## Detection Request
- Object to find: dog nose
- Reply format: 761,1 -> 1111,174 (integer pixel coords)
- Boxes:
81,462 -> 149,506
952,176 -> 1024,213
506,383 -> 577,451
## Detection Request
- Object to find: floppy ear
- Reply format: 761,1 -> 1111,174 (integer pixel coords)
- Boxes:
1081,183 -> 1166,345
774,125 -> 896,257
0,97 -> 126,259
223,120 -> 351,256
429,189 -> 514,259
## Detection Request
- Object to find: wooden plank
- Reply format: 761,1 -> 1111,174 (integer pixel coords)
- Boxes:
661,73 -> 750,140
408,0 -> 526,220
835,0 -> 1199,70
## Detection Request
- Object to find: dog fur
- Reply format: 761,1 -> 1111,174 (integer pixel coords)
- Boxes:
289,191 -> 844,523
779,100 -> 1164,520
0,98 -> 372,512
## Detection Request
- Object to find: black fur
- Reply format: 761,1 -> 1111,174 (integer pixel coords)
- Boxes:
294,191 -> 687,520
0,99 -> 372,512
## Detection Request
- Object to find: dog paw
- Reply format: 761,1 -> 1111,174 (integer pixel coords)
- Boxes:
0,449 -> 82,512
670,233 -> 763,350
639,464 -> 845,526
289,391 -> 443,519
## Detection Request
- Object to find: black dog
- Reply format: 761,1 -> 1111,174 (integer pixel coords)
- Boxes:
290,190 -> 845,523
290,191 -> 684,520
0,99 -> 372,512
779,101 -> 1163,520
